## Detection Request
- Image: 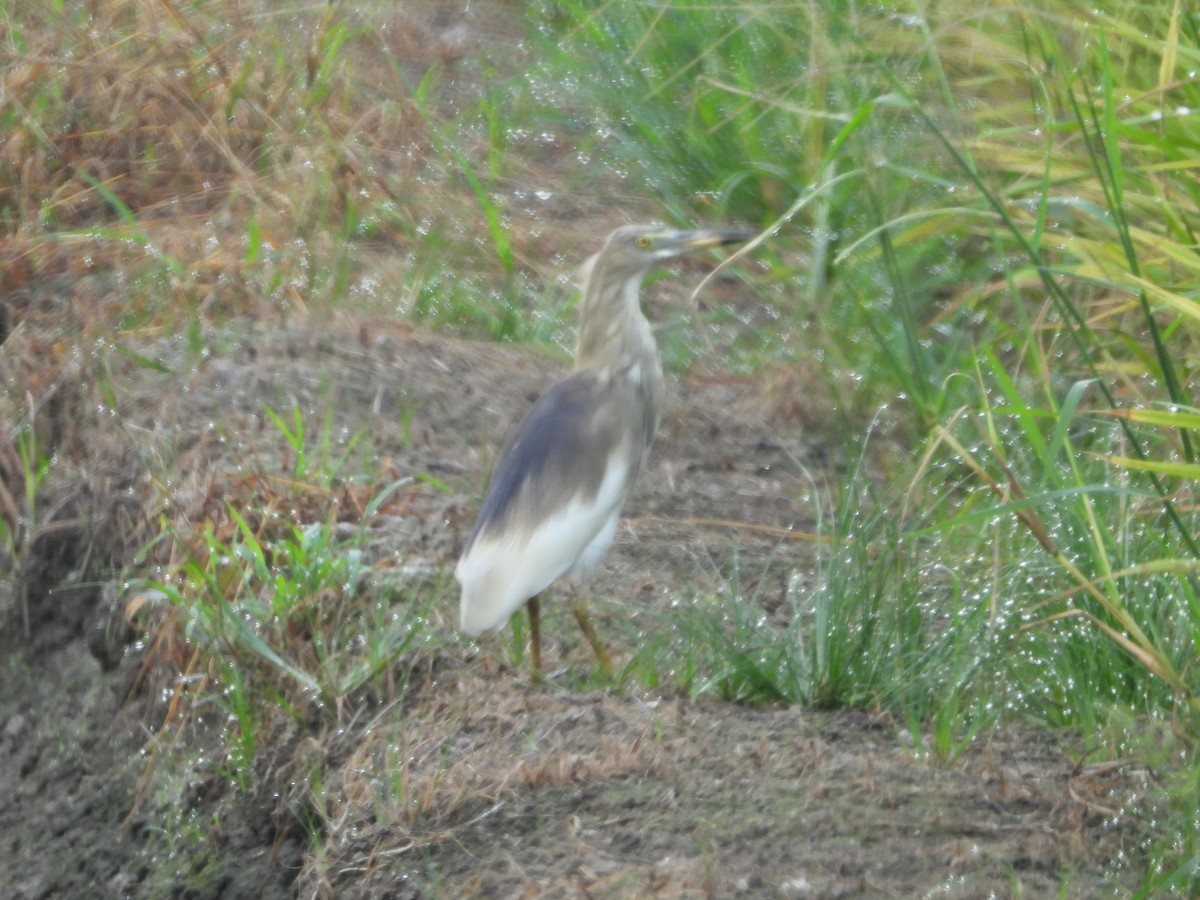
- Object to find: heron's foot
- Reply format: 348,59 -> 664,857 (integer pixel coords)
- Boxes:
572,598 -> 614,679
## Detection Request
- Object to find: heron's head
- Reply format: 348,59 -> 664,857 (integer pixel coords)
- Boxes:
574,224 -> 753,369
579,225 -> 753,288
600,224 -> 753,273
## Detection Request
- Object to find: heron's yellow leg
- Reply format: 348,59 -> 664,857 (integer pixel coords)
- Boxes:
572,598 -> 613,677
527,595 -> 542,675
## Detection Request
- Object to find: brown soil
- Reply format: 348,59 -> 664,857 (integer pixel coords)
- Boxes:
0,316 -> 1144,899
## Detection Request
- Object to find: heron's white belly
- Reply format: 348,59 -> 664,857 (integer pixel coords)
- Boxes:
457,450 -> 632,635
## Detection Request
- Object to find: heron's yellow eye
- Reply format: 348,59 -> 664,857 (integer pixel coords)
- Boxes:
635,235 -> 653,250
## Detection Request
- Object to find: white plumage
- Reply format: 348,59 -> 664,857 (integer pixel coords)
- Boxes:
457,444 -> 631,635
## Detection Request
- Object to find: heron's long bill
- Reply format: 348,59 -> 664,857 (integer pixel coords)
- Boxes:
654,228 -> 755,252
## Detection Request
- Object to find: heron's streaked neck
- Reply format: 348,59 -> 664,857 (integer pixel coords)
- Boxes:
574,264 -> 659,381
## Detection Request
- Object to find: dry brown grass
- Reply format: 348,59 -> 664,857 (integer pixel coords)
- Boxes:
0,0 -> 509,329
294,668 -> 685,897
283,661 -> 1148,898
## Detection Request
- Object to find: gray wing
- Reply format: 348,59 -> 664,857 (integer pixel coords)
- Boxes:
464,371 -> 650,551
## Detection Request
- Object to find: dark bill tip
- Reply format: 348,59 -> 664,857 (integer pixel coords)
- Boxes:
675,227 -> 756,251
714,228 -> 756,244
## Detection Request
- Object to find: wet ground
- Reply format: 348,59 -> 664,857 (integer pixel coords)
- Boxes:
0,317 -> 1145,898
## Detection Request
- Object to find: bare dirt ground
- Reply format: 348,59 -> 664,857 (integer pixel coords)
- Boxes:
0,303 -> 1147,898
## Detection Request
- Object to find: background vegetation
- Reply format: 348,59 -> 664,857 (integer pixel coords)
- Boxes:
3,0 -> 1199,893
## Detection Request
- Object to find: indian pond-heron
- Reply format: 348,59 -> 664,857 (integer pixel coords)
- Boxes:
456,224 -> 752,675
